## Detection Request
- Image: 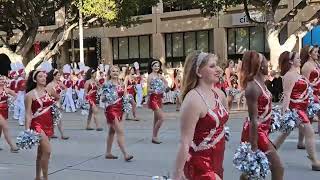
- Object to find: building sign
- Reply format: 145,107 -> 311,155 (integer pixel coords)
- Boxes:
232,11 -> 265,26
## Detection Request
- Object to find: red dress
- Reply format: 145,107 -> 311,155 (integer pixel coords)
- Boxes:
30,92 -> 55,137
86,82 -> 98,106
98,78 -> 105,87
289,77 -> 310,124
126,79 -> 136,97
9,80 -> 16,92
241,80 -> 272,152
105,85 -> 124,124
184,90 -> 229,180
0,90 -> 8,119
148,78 -> 164,111
309,68 -> 320,101
16,79 -> 26,92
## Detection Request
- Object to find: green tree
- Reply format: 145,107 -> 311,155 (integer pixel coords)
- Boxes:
170,0 -> 320,69
0,0 -> 159,72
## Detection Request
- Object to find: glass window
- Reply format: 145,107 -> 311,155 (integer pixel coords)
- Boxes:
119,37 -> 128,59
112,38 -> 119,60
209,30 -> 214,53
228,29 -> 236,54
139,36 -> 150,58
184,32 -> 196,55
166,34 -> 172,57
129,36 -> 139,58
250,26 -> 264,52
235,28 -> 249,54
197,31 -> 209,52
172,33 -> 183,57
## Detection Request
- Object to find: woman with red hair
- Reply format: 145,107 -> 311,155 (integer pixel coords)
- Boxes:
274,51 -> 320,171
300,45 -> 320,144
239,51 -> 284,180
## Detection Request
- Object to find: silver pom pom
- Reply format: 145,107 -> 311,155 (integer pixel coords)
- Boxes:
51,104 -> 62,126
81,101 -> 90,115
150,79 -> 165,94
122,95 -> 132,113
16,129 -> 41,150
270,106 -> 282,133
280,110 -> 300,133
101,82 -> 118,104
228,88 -> 240,97
233,142 -> 270,179
225,126 -> 231,141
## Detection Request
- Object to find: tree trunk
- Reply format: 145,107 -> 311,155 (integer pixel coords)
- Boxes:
24,23 -> 78,73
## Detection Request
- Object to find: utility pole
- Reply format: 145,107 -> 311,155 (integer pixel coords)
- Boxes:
79,0 -> 84,64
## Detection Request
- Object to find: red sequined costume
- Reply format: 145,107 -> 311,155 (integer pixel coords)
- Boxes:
30,91 -> 55,137
98,78 -> 105,87
0,90 -> 8,119
86,82 -> 98,106
289,77 -> 310,124
105,85 -> 124,124
53,82 -> 64,101
148,78 -> 164,111
309,67 -> 320,102
241,80 -> 272,152
126,79 -> 136,98
184,90 -> 229,180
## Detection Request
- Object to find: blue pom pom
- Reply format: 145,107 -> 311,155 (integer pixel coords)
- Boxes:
225,126 -> 231,141
51,104 -> 62,126
233,142 -> 270,179
16,130 -> 41,150
228,88 -> 240,97
81,101 -> 90,115
270,106 -> 282,133
122,95 -> 132,113
280,110 -> 300,133
150,79 -> 165,94
101,82 -> 119,105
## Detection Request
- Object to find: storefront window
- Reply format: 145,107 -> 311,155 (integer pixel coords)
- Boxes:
129,37 -> 139,59
112,35 -> 152,71
227,26 -> 270,59
139,36 -> 150,58
250,26 -> 264,52
235,28 -> 249,54
184,32 -> 196,55
172,33 -> 183,57
165,30 -> 213,68
119,37 -> 129,60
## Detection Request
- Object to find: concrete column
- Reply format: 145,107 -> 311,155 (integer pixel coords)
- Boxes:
101,37 -> 113,65
152,33 -> 165,64
214,28 -> 227,65
152,0 -> 163,14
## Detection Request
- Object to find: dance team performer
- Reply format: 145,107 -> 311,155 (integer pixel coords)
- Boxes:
84,68 -> 103,131
300,45 -> 320,140
274,51 -> 320,170
103,65 -> 133,161
0,75 -> 19,153
62,64 -> 76,113
25,70 -> 55,180
124,66 -> 139,121
240,51 -> 284,180
46,68 -> 69,140
147,59 -> 168,144
224,60 -> 238,111
173,52 -> 228,180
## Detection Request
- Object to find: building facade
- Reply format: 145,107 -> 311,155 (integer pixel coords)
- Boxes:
3,0 -> 320,71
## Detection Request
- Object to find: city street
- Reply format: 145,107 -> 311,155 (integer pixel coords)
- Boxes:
1,105 -> 320,180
